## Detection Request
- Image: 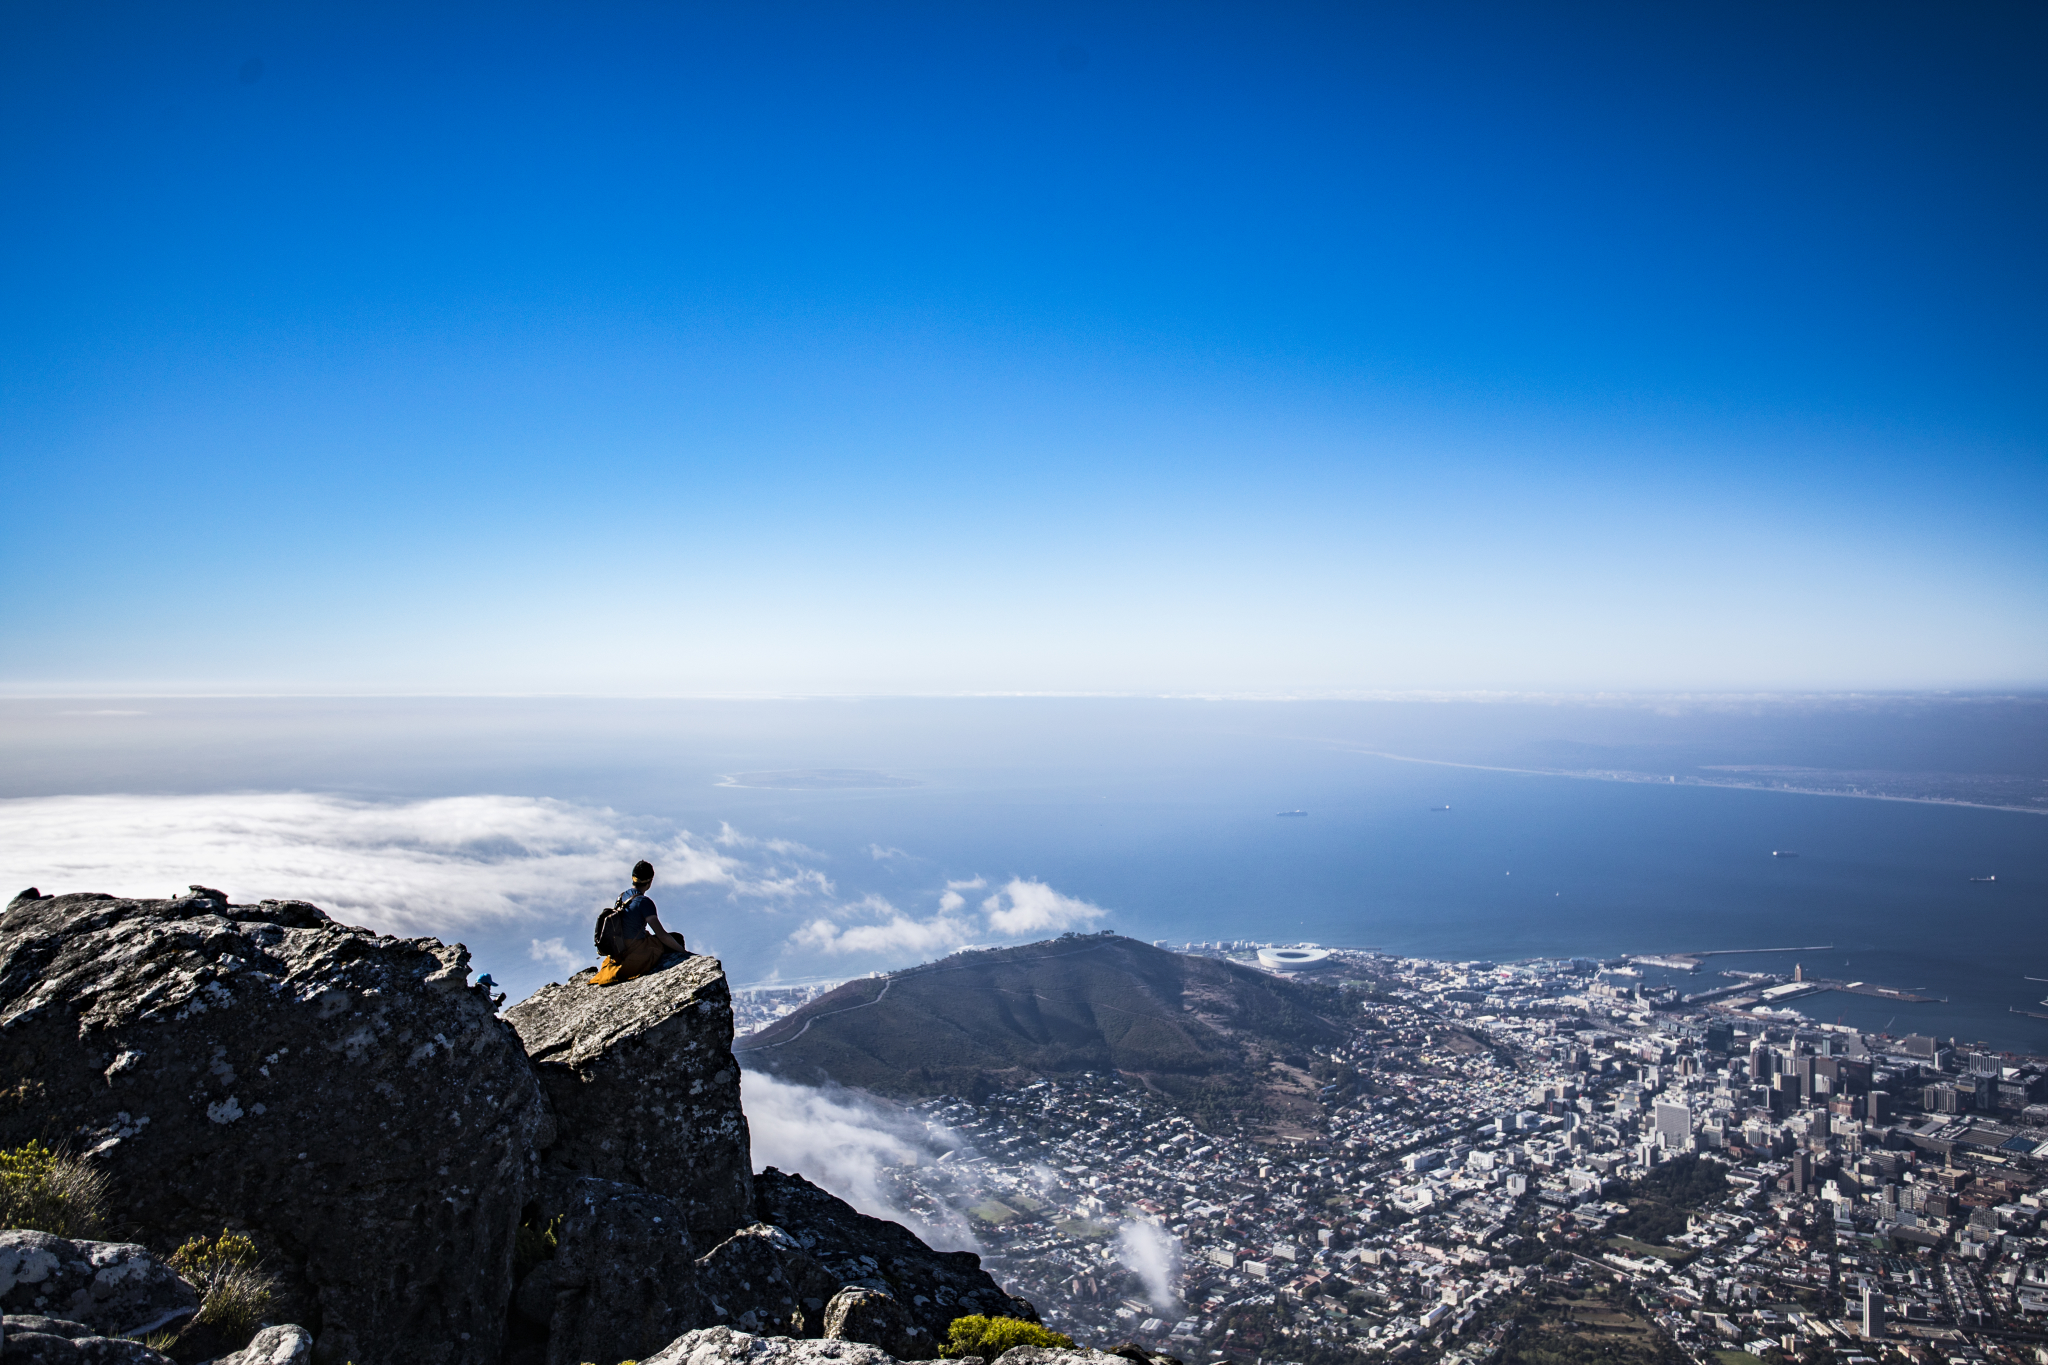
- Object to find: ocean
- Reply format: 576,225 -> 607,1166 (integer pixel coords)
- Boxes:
1,696 -> 2041,1050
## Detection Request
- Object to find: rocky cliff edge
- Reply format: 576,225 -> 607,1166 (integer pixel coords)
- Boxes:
1,888 -> 1035,1365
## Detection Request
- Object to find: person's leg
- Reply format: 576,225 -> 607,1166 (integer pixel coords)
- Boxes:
618,934 -> 667,981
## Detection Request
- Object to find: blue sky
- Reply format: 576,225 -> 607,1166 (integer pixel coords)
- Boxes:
4,1 -> 2044,694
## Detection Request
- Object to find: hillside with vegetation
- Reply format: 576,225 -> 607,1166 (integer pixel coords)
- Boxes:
736,934 -> 1344,1116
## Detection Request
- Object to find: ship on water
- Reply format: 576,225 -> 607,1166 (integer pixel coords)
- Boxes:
1773,850 -> 1799,858
1969,874 -> 1996,882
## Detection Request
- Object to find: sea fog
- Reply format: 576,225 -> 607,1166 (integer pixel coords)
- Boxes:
0,694 -> 2042,1051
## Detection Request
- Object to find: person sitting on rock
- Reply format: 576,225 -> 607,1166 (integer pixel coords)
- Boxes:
592,859 -> 687,985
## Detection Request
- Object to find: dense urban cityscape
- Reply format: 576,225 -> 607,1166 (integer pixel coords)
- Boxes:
736,942 -> 2048,1365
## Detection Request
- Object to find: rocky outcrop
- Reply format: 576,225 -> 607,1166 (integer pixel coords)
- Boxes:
0,1232 -> 197,1336
504,955 -> 754,1247
511,1174 -> 699,1365
2,887 -> 1040,1365
0,891 -> 552,1365
753,1170 -> 1037,1347
642,1326 -> 897,1365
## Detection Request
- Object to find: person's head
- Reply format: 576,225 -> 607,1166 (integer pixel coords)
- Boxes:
632,860 -> 654,890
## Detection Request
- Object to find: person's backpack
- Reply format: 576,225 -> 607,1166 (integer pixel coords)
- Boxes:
592,890 -> 643,959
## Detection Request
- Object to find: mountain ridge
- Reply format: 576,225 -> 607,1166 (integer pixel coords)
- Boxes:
737,933 -> 1345,1129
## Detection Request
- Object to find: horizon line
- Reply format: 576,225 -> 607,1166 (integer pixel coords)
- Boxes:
5,687 -> 2045,705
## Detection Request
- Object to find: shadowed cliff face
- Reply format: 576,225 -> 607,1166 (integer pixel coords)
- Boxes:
0,888 -> 552,1365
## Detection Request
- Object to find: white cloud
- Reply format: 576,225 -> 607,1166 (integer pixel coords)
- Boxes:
741,1071 -> 981,1253
789,894 -> 974,956
980,877 -> 1107,936
529,936 -> 583,975
937,889 -> 965,913
945,877 -> 987,890
0,793 -> 828,940
715,823 -> 825,859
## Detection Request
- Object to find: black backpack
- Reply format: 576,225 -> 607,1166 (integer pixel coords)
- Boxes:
593,891 -> 643,958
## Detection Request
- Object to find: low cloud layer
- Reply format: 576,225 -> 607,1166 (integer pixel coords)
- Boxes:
783,875 -> 1108,957
741,1070 -> 981,1252
0,793 -> 828,950
982,878 -> 1107,935
1116,1220 -> 1185,1315
0,792 -> 1120,992
744,1073 -> 1185,1313
790,897 -> 975,957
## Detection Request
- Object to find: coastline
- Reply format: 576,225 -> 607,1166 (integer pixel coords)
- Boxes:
1337,746 -> 2048,816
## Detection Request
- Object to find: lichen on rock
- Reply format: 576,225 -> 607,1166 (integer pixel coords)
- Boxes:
0,890 -> 552,1365
504,954 -> 755,1247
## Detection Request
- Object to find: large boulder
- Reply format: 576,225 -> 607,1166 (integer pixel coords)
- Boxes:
0,1232 -> 197,1336
694,1224 -> 839,1338
512,1174 -> 699,1365
504,954 -> 754,1247
820,1287 -> 911,1357
753,1169 -> 1036,1348
0,891 -> 553,1365
206,1325 -> 315,1365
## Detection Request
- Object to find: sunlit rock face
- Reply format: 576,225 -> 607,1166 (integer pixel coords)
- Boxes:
0,888 -> 551,1365
505,952 -> 756,1247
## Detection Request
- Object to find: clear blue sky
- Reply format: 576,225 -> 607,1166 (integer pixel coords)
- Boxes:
4,1 -> 2044,694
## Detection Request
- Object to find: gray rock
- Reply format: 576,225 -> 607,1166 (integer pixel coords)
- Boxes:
0,1233 -> 197,1336
752,1169 -> 1036,1347
204,1323 -> 314,1365
0,891 -> 553,1365
644,1325 -> 895,1365
514,1175 -> 699,1365
821,1287 -> 909,1357
5,1315 -> 95,1337
694,1224 -> 838,1338
0,1315 -> 176,1365
988,1349 -> 1132,1365
505,954 -> 754,1248
639,1332 -> 1125,1365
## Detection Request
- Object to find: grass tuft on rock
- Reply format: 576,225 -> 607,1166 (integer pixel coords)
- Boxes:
942,1314 -> 1075,1358
170,1229 -> 278,1339
0,1138 -> 111,1238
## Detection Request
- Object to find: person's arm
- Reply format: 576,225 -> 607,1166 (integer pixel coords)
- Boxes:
646,913 -> 686,954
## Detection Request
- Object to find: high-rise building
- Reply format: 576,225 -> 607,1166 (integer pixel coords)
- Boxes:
1861,1284 -> 1884,1339
1653,1101 -> 1691,1146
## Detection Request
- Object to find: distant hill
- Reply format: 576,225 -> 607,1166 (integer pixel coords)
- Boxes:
736,934 -> 1345,1128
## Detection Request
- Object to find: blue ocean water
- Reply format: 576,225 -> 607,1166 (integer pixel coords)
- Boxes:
693,742 -> 2047,1051
1,697 -> 2041,1050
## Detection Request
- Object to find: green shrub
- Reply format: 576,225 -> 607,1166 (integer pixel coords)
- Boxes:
170,1229 -> 278,1339
942,1314 -> 1075,1358
0,1139 -> 110,1238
